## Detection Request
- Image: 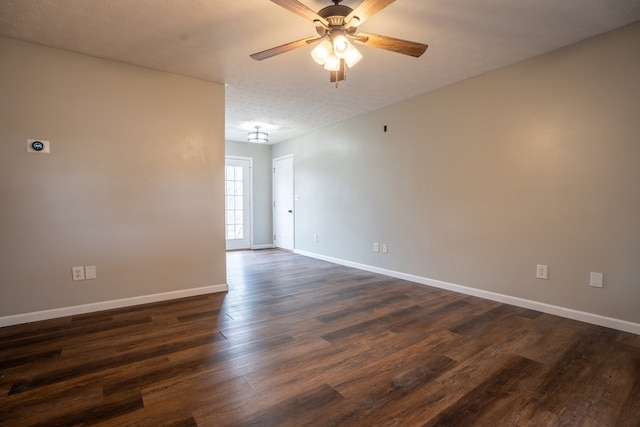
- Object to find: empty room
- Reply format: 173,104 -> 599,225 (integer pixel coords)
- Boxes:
1,1 -> 640,425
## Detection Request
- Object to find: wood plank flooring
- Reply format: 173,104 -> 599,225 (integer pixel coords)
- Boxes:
1,249 -> 639,426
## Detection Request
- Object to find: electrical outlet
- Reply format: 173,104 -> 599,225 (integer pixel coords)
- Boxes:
313,234 -> 318,242
373,242 -> 379,253
382,244 -> 388,254
85,266 -> 97,280
72,266 -> 85,281
536,264 -> 548,279
590,272 -> 603,288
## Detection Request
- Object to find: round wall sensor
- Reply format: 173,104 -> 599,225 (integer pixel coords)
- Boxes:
27,139 -> 50,153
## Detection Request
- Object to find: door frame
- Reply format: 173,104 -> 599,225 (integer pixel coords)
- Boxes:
272,154 -> 294,250
225,155 -> 253,250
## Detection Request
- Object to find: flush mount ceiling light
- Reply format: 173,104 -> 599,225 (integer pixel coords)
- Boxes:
248,126 -> 269,143
250,0 -> 428,87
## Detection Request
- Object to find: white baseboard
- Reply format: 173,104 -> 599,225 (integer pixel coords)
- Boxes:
251,243 -> 275,250
295,249 -> 640,336
0,284 -> 228,328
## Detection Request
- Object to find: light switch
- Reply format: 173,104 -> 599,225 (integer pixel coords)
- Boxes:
590,272 -> 603,288
536,264 -> 548,280
85,266 -> 97,280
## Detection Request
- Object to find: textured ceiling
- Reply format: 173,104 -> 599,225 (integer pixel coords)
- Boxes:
1,0 -> 639,143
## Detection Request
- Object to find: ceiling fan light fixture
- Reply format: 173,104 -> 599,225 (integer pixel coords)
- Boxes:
324,52 -> 340,71
332,33 -> 350,58
248,125 -> 268,144
344,44 -> 362,68
250,0 -> 428,86
311,40 -> 333,65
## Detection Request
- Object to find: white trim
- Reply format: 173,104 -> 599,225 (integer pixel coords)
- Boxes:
251,243 -> 275,250
0,284 -> 228,328
294,249 -> 640,336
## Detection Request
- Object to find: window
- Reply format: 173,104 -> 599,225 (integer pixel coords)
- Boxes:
225,165 -> 244,240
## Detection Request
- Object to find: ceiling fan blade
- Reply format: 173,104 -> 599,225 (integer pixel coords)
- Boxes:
353,32 -> 428,58
250,36 -> 323,61
346,0 -> 395,26
269,0 -> 329,27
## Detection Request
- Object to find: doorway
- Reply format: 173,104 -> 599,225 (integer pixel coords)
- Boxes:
273,154 -> 294,250
225,156 -> 252,250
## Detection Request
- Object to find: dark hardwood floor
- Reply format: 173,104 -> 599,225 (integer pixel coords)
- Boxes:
1,249 -> 639,426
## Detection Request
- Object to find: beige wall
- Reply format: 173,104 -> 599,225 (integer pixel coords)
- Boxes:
0,38 -> 226,319
225,140 -> 273,248
274,22 -> 640,324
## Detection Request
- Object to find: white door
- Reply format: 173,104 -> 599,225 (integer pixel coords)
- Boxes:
273,155 -> 294,250
225,157 -> 252,250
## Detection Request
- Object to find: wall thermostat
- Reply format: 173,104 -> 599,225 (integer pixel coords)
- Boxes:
27,139 -> 50,153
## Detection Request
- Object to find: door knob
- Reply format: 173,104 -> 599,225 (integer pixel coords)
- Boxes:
288,210 -> 293,213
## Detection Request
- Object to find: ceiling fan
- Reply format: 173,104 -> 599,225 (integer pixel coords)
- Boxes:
250,0 -> 428,85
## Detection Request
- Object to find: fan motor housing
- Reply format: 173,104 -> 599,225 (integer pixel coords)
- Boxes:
316,4 -> 356,35
318,4 -> 352,22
